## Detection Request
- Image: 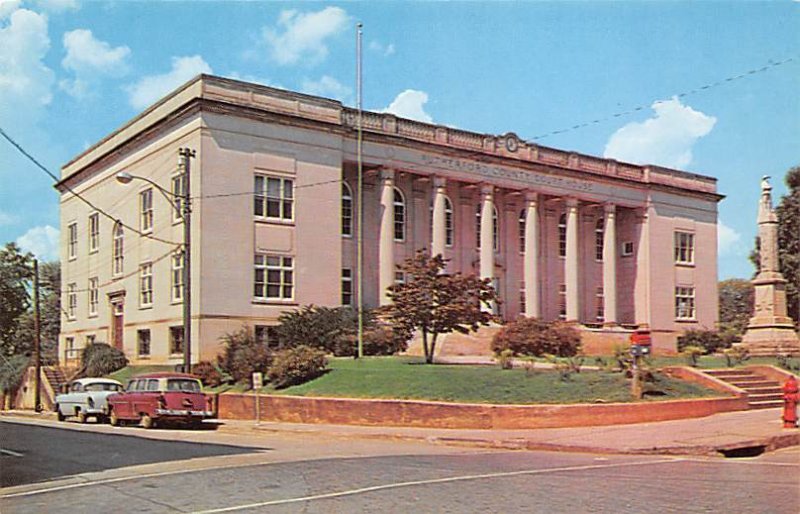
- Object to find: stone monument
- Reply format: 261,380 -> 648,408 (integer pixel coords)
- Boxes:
738,176 -> 800,356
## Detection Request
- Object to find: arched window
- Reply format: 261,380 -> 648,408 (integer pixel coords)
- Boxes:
475,203 -> 499,251
393,188 -> 405,242
112,222 -> 124,276
558,213 -> 567,257
595,217 -> 604,261
341,182 -> 353,237
518,209 -> 526,253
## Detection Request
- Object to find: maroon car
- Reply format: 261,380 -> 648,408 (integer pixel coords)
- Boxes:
106,372 -> 214,429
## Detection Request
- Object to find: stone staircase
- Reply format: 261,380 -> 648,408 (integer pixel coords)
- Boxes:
43,367 -> 69,395
704,369 -> 784,410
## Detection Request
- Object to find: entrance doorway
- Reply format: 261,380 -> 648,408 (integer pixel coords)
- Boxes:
110,296 -> 124,350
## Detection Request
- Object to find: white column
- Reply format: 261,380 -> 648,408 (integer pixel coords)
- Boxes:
378,169 -> 395,306
431,176 -> 446,258
565,198 -> 580,322
479,184 -> 494,282
602,203 -> 617,325
523,191 -> 540,318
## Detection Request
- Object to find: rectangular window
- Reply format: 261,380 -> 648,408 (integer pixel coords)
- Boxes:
139,263 -> 153,307
558,283 -> 566,320
674,232 -> 695,264
342,268 -> 353,306
88,213 -> 99,253
519,281 -> 526,315
254,175 -> 294,221
86,334 -> 95,346
255,325 -> 281,349
254,254 -> 294,300
595,286 -> 605,322
140,188 -> 153,232
172,174 -> 185,222
88,277 -> 98,316
65,337 -> 76,360
169,326 -> 184,355
621,241 -> 634,257
137,329 -> 151,357
68,223 -> 78,259
171,251 -> 184,302
675,286 -> 696,320
67,283 -> 77,320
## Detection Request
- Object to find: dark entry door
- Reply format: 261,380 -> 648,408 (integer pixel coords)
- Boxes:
112,300 -> 124,350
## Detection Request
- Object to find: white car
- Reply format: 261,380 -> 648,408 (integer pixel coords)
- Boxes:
55,378 -> 124,423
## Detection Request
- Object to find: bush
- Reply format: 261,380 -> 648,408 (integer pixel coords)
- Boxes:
81,343 -> 128,377
193,361 -> 223,387
723,346 -> 750,367
497,349 -> 514,370
267,345 -> 328,389
335,325 -> 410,357
676,329 -> 729,354
278,306 -> 370,356
0,354 -> 30,393
217,327 -> 273,383
491,318 -> 581,358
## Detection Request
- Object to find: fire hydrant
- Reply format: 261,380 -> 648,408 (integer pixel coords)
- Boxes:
782,376 -> 799,429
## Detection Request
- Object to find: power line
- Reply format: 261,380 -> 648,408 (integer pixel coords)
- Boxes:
194,177 -> 346,201
525,54 -> 798,142
0,126 -> 181,246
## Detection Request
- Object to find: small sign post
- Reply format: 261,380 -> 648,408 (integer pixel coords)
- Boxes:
252,372 -> 263,425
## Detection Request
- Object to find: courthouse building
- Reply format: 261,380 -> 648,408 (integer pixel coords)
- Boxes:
57,75 -> 721,365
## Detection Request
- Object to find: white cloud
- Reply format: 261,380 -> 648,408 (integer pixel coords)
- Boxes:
369,40 -> 395,57
301,75 -> 351,102
16,225 -> 59,261
380,90 -> 433,123
126,55 -> 212,110
0,8 -> 54,131
718,220 -> 743,256
60,29 -> 130,98
603,96 -> 716,170
262,6 -> 349,65
0,0 -> 21,19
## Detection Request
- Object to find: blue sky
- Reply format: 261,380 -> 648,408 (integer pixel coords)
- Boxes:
1,0 -> 798,280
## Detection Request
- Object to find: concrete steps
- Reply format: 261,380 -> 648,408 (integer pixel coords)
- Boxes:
704,369 -> 784,410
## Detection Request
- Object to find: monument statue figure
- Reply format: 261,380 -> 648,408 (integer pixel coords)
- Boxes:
738,176 -> 799,356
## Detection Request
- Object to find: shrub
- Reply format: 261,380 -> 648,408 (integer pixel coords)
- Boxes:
267,345 -> 328,389
680,345 -> 705,367
491,318 -> 581,358
359,325 -> 410,356
722,346 -> 750,367
193,361 -> 223,387
676,329 -> 729,355
0,354 -> 30,394
217,327 -> 273,383
497,349 -> 514,370
81,343 -> 128,377
278,306 -> 372,356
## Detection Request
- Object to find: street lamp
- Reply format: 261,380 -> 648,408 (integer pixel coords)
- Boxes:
115,148 -> 195,373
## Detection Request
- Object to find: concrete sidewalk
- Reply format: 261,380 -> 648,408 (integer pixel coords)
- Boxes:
216,407 -> 800,457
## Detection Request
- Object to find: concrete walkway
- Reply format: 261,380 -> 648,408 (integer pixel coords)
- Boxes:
215,407 -> 799,457
4,407 -> 798,457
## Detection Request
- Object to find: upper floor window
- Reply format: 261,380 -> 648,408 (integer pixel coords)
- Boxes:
393,188 -> 405,241
674,231 -> 695,264
171,251 -> 184,302
342,182 -> 353,237
140,188 -> 153,233
475,204 -> 499,251
171,174 -> 185,222
88,213 -> 99,253
595,218 -> 604,261
112,222 -> 124,276
518,209 -> 526,253
88,277 -> 98,316
558,213 -> 567,257
139,263 -> 153,307
254,175 -> 293,221
68,223 -> 78,259
254,254 -> 294,300
675,286 -> 696,320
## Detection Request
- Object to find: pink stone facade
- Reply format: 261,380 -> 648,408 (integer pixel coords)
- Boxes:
57,75 -> 721,365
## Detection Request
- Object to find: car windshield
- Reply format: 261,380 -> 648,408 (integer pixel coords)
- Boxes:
166,379 -> 201,393
85,383 -> 122,392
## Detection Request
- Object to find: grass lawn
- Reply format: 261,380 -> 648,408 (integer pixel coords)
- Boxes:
269,357 -> 722,404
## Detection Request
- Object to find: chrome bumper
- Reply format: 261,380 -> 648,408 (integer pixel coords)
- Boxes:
154,409 -> 214,418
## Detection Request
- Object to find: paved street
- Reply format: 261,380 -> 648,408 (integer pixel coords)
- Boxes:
2,417 -> 798,513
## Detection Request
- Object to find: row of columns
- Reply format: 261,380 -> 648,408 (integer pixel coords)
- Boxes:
377,171 -> 618,325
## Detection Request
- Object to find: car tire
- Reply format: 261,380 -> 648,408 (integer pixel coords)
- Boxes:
77,410 -> 87,424
140,414 -> 155,429
56,405 -> 65,422
109,410 -> 120,427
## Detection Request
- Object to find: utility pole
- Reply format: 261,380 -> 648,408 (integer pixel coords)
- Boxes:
179,147 -> 195,373
356,22 -> 364,359
33,259 -> 42,412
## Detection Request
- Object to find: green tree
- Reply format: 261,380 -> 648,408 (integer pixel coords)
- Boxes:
0,243 -> 33,357
380,250 -> 499,364
718,279 -> 754,334
10,261 -> 60,364
776,166 -> 799,324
